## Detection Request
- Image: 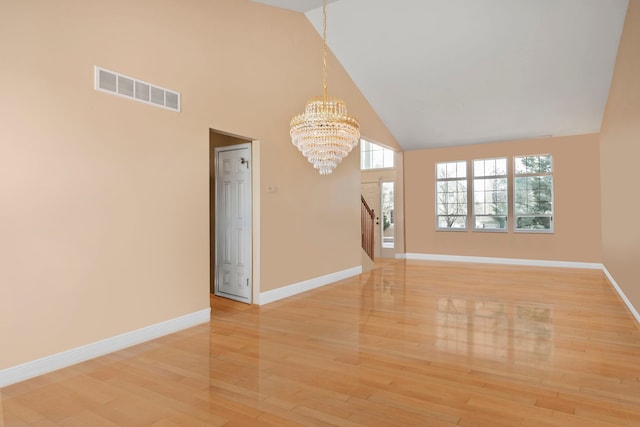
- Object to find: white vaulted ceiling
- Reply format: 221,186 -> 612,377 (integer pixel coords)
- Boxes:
252,0 -> 629,151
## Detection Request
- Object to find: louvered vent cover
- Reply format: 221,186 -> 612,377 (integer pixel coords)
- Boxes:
95,66 -> 180,112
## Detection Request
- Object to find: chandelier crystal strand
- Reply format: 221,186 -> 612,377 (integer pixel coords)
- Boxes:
290,0 -> 360,175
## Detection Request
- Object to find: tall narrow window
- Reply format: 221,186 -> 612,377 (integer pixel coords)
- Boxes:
360,139 -> 394,170
381,182 -> 395,248
514,154 -> 553,232
473,158 -> 508,231
436,161 -> 467,229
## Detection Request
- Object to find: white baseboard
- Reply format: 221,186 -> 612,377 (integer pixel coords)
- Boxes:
399,253 -> 639,325
258,266 -> 362,305
0,308 -> 211,388
402,253 -> 602,270
603,266 -> 640,325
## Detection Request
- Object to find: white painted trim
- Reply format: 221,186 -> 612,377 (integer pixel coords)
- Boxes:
0,308 -> 211,388
603,266 -> 640,325
398,254 -> 640,325
258,266 -> 362,305
403,253 -> 602,270
252,140 -> 261,304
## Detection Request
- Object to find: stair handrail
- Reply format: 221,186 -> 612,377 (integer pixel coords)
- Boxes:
361,195 -> 375,261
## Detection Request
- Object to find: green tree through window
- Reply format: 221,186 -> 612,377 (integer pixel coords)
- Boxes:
514,155 -> 553,231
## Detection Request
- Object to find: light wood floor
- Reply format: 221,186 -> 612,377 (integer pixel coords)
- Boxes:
2,260 -> 640,426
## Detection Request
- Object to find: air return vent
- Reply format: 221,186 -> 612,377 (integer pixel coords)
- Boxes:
94,66 -> 180,112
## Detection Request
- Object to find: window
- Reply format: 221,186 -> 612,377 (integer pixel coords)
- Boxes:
473,158 -> 508,231
435,154 -> 555,233
514,154 -> 553,232
436,161 -> 467,229
361,139 -> 394,170
381,182 -> 395,248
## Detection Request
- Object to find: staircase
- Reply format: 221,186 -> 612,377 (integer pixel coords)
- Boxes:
361,195 -> 375,261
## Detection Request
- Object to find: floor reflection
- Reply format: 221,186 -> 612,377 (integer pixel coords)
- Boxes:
436,298 -> 553,366
514,305 -> 553,365
436,298 -> 468,355
473,300 -> 508,361
361,260 -> 554,368
359,262 -> 406,315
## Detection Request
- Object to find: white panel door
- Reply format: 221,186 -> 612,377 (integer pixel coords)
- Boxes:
361,182 -> 381,258
215,145 -> 252,303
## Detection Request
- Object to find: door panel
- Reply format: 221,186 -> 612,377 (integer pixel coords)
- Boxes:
215,146 -> 252,303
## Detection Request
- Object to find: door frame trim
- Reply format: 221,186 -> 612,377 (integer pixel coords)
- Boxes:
250,140 -> 261,304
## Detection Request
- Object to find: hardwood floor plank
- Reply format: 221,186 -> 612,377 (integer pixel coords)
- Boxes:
2,260 -> 640,426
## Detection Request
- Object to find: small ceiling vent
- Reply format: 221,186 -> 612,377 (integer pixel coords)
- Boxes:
95,66 -> 180,112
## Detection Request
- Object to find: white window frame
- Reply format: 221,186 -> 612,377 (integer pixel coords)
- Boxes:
436,160 -> 468,231
513,154 -> 554,233
473,157 -> 508,232
360,139 -> 394,170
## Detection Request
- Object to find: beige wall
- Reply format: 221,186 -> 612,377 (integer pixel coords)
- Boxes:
404,134 -> 602,262
0,0 -> 397,370
600,0 -> 640,311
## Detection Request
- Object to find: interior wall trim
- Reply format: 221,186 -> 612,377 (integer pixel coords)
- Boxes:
258,266 -> 362,305
0,308 -> 211,388
603,265 -> 640,325
402,253 -> 603,269
399,253 -> 639,325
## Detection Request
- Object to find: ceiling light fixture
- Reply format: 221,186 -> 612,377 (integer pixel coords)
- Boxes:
290,0 -> 360,175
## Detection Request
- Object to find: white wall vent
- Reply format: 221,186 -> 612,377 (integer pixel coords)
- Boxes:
94,66 -> 181,112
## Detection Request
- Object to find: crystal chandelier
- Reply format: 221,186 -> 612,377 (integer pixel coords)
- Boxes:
290,0 -> 360,175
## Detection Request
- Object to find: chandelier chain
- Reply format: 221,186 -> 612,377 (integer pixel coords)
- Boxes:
322,0 -> 327,103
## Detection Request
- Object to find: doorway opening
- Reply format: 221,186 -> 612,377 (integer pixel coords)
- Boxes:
209,130 -> 257,304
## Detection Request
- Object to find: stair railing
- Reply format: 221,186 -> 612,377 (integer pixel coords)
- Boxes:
361,195 -> 375,261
